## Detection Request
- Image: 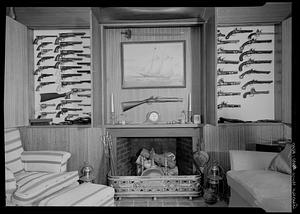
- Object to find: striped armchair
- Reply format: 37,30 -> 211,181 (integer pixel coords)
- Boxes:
5,128 -> 79,206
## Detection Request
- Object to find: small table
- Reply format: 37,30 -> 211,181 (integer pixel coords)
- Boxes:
256,143 -> 286,153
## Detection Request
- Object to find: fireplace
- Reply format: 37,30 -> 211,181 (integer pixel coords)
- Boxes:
116,137 -> 194,176
106,124 -> 203,199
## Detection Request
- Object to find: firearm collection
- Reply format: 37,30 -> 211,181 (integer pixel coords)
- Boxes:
217,26 -> 274,111
33,30 -> 91,124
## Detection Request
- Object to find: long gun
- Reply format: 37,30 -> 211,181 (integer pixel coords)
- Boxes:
239,38 -> 272,51
217,39 -> 239,45
217,78 -> 240,86
37,56 -> 54,66
54,32 -> 86,44
40,88 -> 91,102
217,91 -> 241,97
36,42 -> 52,51
239,48 -> 273,61
37,111 -> 56,119
56,100 -> 82,110
248,29 -> 276,40
76,53 -> 91,58
217,57 -> 239,64
217,101 -> 241,109
54,41 -> 83,53
54,58 -> 83,68
37,49 -> 52,58
243,87 -> 270,98
241,79 -> 273,90
239,69 -> 271,79
33,35 -> 57,44
61,73 -> 82,80
35,81 -> 56,91
37,73 -> 53,81
121,96 -> 183,112
40,103 -> 56,110
56,107 -> 83,118
55,50 -> 84,61
225,28 -> 253,39
238,58 -> 272,71
217,48 -> 242,54
60,66 -> 82,72
34,66 -> 56,75
217,68 -> 238,76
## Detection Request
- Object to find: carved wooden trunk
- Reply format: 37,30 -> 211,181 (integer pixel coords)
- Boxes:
108,174 -> 202,200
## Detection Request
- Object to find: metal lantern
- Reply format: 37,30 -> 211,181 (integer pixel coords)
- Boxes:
203,161 -> 224,204
80,161 -> 95,183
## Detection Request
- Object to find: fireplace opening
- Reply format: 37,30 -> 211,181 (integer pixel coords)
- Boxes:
116,137 -> 194,176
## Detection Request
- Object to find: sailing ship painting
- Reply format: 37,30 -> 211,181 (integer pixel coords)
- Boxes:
121,41 -> 186,88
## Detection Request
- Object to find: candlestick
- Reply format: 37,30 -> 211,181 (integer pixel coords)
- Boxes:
188,93 -> 192,111
111,93 -> 114,113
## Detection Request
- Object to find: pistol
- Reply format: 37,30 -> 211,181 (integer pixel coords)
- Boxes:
54,32 -> 86,44
36,42 -> 52,51
37,56 -> 54,66
36,81 -> 56,91
33,35 -> 57,45
34,66 -> 56,75
54,41 -> 83,53
56,107 -> 83,118
225,28 -> 253,39
37,73 -> 53,82
37,49 -> 53,58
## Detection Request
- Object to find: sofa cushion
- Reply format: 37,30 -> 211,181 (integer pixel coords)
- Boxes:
38,183 -> 115,206
268,143 -> 292,174
12,171 -> 79,205
227,170 -> 291,212
5,166 -> 17,194
5,128 -> 25,175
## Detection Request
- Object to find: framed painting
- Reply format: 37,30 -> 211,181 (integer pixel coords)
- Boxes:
121,41 -> 186,89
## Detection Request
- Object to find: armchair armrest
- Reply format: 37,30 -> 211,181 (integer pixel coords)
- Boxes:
21,151 -> 71,173
229,150 -> 277,171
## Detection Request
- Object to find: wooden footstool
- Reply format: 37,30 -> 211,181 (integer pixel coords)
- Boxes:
38,183 -> 115,206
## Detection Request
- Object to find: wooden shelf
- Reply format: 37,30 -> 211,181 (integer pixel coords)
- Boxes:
105,123 -> 203,129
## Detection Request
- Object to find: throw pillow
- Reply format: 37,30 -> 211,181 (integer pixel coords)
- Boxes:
268,143 -> 292,174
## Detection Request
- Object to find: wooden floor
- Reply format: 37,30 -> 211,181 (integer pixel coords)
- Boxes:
115,196 -> 228,207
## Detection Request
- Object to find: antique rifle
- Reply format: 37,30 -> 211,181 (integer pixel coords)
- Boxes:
239,69 -> 271,79
238,59 -> 272,71
241,79 -> 273,90
243,88 -> 270,98
54,58 -> 83,68
55,50 -> 84,61
34,66 -> 56,75
217,39 -> 239,45
60,66 -> 82,72
35,81 -> 56,91
225,28 -> 253,39
54,41 -> 83,53
239,48 -> 273,61
40,88 -> 91,102
61,73 -> 82,80
121,96 -> 183,112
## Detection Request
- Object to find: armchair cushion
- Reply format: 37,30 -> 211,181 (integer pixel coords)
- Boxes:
5,166 -> 17,194
5,128 -> 24,175
12,171 -> 79,206
21,151 -> 71,173
268,143 -> 292,174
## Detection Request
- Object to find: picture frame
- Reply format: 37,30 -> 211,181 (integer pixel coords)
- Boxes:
121,40 -> 186,89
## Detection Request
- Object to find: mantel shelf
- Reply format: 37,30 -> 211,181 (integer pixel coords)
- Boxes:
105,123 -> 203,129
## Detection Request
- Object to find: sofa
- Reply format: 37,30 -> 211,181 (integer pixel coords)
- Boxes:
226,149 -> 292,212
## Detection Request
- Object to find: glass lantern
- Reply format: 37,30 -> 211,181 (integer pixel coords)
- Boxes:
79,161 -> 95,183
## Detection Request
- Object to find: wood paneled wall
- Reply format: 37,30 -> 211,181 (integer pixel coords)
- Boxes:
5,17 -> 30,128
19,127 -> 108,185
103,26 -> 201,124
282,17 -> 292,124
203,123 -> 285,171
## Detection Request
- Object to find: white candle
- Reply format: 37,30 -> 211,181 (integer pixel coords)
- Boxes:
111,93 -> 114,113
188,93 -> 192,111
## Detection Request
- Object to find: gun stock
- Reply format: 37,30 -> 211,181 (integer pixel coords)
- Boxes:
122,97 -> 153,112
